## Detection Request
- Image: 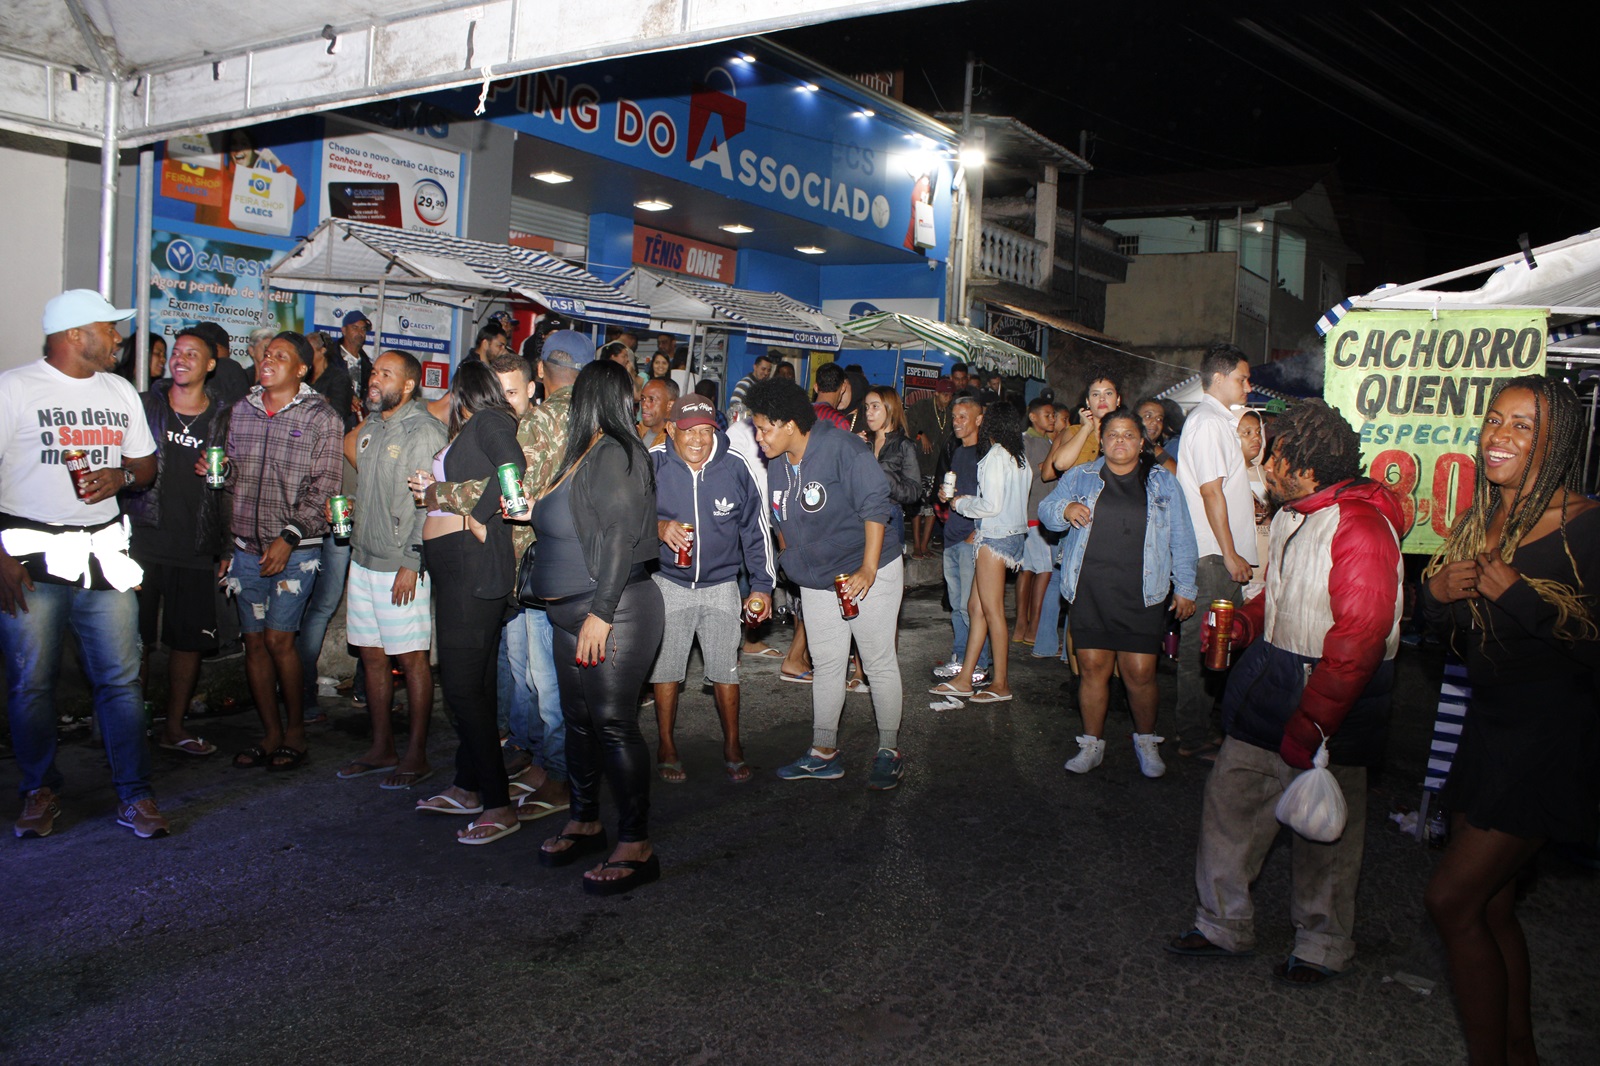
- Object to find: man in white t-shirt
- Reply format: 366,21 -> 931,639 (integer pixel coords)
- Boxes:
0,290 -> 168,840
1173,343 -> 1258,758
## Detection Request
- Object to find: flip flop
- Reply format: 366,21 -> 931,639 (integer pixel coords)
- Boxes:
1164,930 -> 1255,958
582,854 -> 661,896
264,746 -> 307,772
1272,955 -> 1345,987
748,646 -> 786,659
379,769 -> 435,791
725,760 -> 752,784
779,670 -> 813,684
928,682 -> 974,697
968,690 -> 1014,704
232,746 -> 270,769
416,793 -> 484,815
929,697 -> 965,711
336,760 -> 395,780
845,678 -> 871,694
516,795 -> 571,821
656,761 -> 687,784
538,829 -> 609,868
457,818 -> 521,846
159,737 -> 216,756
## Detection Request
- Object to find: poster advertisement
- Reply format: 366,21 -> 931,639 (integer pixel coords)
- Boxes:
157,128 -> 313,236
902,359 -> 942,406
309,295 -> 454,358
320,130 -> 463,234
1323,308 -> 1546,554
149,231 -> 304,353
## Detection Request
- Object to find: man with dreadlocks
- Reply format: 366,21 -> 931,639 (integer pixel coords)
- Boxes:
1420,375 -> 1598,1065
1166,399 -> 1403,987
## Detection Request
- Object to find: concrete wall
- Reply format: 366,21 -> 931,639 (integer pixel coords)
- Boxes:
0,133 -> 67,371
1104,251 -> 1236,350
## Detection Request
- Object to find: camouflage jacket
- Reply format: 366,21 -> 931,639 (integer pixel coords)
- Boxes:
434,385 -> 571,559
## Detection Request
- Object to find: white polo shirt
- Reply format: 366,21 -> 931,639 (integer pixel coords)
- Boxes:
1175,392 -> 1258,564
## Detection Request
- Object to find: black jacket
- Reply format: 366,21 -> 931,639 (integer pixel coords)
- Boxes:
875,430 -> 923,509
124,380 -> 232,558
309,357 -> 354,430
570,435 -> 657,623
440,408 -> 524,600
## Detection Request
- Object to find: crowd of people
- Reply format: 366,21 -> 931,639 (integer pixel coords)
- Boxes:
4,291 -> 1595,1059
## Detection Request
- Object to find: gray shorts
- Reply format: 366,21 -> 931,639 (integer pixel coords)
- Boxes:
649,574 -> 742,685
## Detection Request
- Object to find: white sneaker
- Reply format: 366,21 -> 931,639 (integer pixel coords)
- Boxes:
932,658 -> 962,679
1064,735 -> 1105,774
1132,733 -> 1167,778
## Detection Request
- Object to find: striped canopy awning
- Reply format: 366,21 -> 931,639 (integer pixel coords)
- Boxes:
839,311 -> 1046,378
616,269 -> 841,350
267,219 -> 651,329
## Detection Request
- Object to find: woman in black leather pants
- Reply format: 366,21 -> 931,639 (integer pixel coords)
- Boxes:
530,359 -> 665,894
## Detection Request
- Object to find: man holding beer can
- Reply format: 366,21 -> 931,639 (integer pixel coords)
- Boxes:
744,380 -> 907,791
648,395 -> 775,785
1166,400 -> 1403,987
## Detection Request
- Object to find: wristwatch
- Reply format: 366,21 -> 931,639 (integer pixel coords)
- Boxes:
121,468 -> 136,487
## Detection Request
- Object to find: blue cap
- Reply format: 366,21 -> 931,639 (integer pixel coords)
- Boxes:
542,329 -> 595,369
341,309 -> 372,328
42,289 -> 134,335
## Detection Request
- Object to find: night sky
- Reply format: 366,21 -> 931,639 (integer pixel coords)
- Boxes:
776,1 -> 1600,288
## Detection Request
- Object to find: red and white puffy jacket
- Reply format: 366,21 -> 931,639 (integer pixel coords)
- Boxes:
1223,477 -> 1405,769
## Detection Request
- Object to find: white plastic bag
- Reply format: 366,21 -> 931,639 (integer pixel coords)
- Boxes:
1275,733 -> 1347,842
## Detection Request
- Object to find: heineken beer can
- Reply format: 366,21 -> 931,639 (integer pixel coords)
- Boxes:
330,495 -> 353,539
203,446 -> 227,488
498,463 -> 530,519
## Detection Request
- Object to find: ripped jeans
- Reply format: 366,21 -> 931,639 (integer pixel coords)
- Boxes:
228,545 -> 322,635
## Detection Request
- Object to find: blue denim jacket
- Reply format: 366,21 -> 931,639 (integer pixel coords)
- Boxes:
1037,457 -> 1199,606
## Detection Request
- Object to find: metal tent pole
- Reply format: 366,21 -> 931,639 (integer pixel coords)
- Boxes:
97,78 -> 120,299
134,146 -> 154,391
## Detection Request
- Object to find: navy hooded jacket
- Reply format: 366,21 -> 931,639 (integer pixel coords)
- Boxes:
651,427 -> 775,594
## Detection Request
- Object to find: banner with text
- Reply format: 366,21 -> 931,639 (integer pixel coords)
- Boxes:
1323,308 -> 1546,554
150,231 -> 305,354
320,130 -> 463,234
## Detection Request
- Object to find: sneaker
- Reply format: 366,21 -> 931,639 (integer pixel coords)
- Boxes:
931,658 -> 962,679
1132,733 -> 1167,778
116,798 -> 171,839
15,787 -> 60,838
866,748 -> 904,791
776,749 -> 845,781
971,667 -> 990,688
1064,735 -> 1105,774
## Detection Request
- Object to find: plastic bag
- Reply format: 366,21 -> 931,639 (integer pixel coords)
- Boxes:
1275,733 -> 1348,842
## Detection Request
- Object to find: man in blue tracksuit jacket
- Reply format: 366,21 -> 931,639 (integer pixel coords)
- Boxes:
649,395 -> 775,784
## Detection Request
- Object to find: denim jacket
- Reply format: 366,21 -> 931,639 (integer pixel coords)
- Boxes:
1038,457 -> 1198,606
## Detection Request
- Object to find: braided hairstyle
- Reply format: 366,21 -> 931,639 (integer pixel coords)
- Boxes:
1426,375 -> 1595,642
1268,399 -> 1363,488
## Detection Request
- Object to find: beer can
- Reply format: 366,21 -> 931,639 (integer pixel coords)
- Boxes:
743,594 -> 764,627
64,448 -> 93,499
675,524 -> 694,568
1204,598 -> 1235,670
834,574 -> 859,620
330,494 -> 353,539
941,471 -> 957,498
204,446 -> 227,488
498,463 -> 530,519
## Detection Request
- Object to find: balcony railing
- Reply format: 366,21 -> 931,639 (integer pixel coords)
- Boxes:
978,223 -> 1048,290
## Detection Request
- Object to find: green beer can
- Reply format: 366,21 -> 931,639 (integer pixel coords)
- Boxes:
203,446 -> 226,488
498,463 -> 530,519
330,494 -> 353,539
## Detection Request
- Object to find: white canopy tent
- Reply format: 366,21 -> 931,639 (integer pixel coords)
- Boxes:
838,310 -> 1047,380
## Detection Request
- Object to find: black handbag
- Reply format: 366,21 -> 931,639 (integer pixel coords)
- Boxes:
514,538 -> 542,607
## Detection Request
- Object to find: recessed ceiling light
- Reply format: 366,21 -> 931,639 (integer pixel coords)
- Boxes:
856,108 -> 875,118
719,223 -> 754,234
531,170 -> 572,184
739,53 -> 756,63
634,199 -> 673,212
794,245 -> 826,255
798,82 -> 819,92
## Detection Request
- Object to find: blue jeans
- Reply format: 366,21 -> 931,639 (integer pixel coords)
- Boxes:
296,537 -> 351,703
1033,560 -> 1064,658
1,583 -> 151,802
942,539 -> 990,670
504,606 -> 565,780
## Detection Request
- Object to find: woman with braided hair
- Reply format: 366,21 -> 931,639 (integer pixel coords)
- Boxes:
1421,375 -> 1599,1065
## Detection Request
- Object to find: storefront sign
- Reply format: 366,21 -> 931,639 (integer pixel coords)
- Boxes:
320,130 -> 463,234
447,44 -> 955,258
902,359 -> 942,406
1323,308 -> 1546,554
149,231 -> 303,351
633,226 -> 737,283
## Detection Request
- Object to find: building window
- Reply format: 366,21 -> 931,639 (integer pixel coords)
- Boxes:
1116,235 -> 1140,257
1277,229 -> 1306,300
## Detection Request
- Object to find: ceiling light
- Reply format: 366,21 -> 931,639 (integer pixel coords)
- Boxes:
719,223 -> 754,234
531,170 -> 572,184
794,245 -> 826,255
856,108 -> 875,118
739,53 -> 756,63
634,198 -> 673,212
798,82 -> 819,92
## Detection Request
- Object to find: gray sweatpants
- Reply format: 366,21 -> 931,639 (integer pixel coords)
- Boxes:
1192,736 -> 1368,971
798,556 -> 905,751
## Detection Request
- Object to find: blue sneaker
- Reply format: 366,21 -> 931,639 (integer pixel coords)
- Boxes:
776,749 -> 844,781
866,748 -> 904,791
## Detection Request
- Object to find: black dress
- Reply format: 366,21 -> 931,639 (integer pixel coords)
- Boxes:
1424,505 -> 1600,844
1070,465 -> 1169,654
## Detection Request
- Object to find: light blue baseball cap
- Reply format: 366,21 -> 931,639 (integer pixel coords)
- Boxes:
42,289 -> 135,335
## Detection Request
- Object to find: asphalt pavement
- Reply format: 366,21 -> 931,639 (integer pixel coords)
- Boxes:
3,583 -> 1597,1065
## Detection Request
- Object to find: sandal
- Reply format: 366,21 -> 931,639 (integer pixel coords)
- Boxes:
538,829 -> 609,868
725,760 -> 752,784
378,769 -> 435,791
656,761 -> 687,784
159,737 -> 217,756
265,746 -> 307,772
845,678 -> 870,694
1163,929 -> 1254,958
748,646 -> 785,659
416,793 -> 484,816
968,689 -> 1013,704
582,854 -> 661,896
1273,955 -> 1345,987
457,817 -> 521,846
335,760 -> 395,780
516,794 -> 571,822
232,745 -> 270,769
779,669 -> 813,684
928,681 -> 974,697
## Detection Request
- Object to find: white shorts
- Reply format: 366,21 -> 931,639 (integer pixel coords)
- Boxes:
345,560 -> 433,654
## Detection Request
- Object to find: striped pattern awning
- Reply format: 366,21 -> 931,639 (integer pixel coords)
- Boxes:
268,219 -> 651,329
840,311 -> 1046,378
618,269 -> 841,349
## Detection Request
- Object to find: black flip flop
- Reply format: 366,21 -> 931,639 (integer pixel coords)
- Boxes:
582,854 -> 661,896
232,746 -> 270,769
265,746 -> 307,772
538,829 -> 609,868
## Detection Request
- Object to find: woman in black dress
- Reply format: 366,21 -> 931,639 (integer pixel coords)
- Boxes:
531,360 -> 665,894
1039,410 -> 1198,777
1422,375 -> 1599,1065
